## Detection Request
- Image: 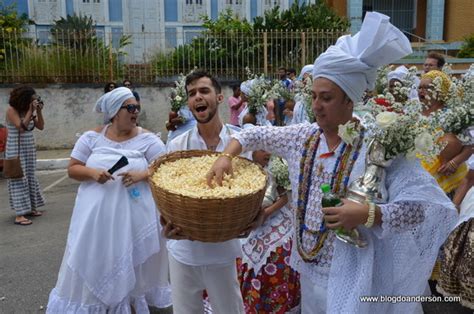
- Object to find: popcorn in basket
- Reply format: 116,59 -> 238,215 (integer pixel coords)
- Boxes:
148,150 -> 267,242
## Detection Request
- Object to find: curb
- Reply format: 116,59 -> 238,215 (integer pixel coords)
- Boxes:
37,158 -> 69,171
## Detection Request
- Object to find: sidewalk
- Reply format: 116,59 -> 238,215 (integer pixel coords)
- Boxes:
36,149 -> 71,171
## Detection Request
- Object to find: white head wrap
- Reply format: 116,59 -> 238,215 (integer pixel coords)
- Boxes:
94,87 -> 135,123
387,65 -> 420,100
387,65 -> 409,82
240,80 -> 253,96
312,12 -> 412,104
298,64 -> 314,80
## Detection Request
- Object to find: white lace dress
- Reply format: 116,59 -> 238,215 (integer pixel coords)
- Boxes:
233,123 -> 458,313
46,127 -> 172,313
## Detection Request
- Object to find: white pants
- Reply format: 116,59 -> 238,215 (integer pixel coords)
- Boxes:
168,254 -> 244,314
301,274 -> 327,314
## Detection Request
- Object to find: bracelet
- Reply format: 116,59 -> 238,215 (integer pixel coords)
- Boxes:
364,201 -> 376,228
448,159 -> 457,169
220,153 -> 234,161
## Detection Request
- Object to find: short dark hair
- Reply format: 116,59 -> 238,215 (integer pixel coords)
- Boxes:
122,79 -> 132,86
288,68 -> 296,75
104,82 -> 116,94
185,70 -> 222,94
231,82 -> 241,91
9,85 -> 35,115
278,67 -> 287,72
427,52 -> 445,68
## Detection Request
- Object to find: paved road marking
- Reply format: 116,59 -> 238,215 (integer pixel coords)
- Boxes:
43,174 -> 69,192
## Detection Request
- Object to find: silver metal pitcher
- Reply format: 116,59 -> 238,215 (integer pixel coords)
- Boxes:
335,139 -> 392,249
347,139 -> 392,204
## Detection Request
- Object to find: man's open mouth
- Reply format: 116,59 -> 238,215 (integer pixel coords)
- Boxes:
196,105 -> 207,112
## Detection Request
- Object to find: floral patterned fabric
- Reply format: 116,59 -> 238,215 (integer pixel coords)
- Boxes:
238,239 -> 300,313
437,219 -> 474,309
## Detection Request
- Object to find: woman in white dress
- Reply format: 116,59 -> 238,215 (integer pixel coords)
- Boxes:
47,87 -> 172,313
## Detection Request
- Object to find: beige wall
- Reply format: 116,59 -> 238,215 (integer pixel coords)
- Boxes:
444,0 -> 474,42
0,86 -> 233,149
326,0 -> 347,19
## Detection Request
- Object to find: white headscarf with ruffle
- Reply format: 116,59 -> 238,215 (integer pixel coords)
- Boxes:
312,12 -> 412,104
94,87 -> 135,123
298,64 -> 314,80
240,80 -> 253,96
387,65 -> 420,100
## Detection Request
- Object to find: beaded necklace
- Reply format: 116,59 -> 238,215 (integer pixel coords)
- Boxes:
296,127 -> 364,262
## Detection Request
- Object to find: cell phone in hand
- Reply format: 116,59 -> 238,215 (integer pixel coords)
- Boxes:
108,156 -> 129,174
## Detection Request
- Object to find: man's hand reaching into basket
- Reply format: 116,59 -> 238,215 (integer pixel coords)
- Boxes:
160,216 -> 192,240
206,154 -> 234,187
206,139 -> 244,187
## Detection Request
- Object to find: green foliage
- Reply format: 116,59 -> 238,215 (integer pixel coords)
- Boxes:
0,1 -> 29,66
1,11 -> 132,83
202,9 -> 253,33
457,33 -> 474,58
51,14 -> 97,52
3,44 -> 121,83
0,1 -> 29,31
151,3 -> 348,78
152,9 -> 260,78
253,1 -> 349,30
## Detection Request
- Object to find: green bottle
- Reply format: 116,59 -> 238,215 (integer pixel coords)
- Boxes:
320,183 -> 345,236
321,183 -> 343,207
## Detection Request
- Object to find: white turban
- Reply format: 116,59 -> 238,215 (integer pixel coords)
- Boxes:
387,65 -> 409,82
94,87 -> 135,123
387,65 -> 420,100
240,80 -> 254,96
312,12 -> 412,104
298,64 -> 314,80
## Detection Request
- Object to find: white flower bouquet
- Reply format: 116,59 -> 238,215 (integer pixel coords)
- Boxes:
293,77 -> 315,122
355,97 -> 444,161
427,65 -> 474,144
170,74 -> 188,113
244,67 -> 273,114
268,156 -> 291,191
170,73 -> 188,113
269,79 -> 294,102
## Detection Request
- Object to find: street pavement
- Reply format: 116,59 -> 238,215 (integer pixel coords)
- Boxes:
0,170 -> 172,313
0,169 -> 472,313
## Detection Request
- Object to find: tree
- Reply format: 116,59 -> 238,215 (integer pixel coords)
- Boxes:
253,1 -> 349,30
51,14 -> 97,52
0,1 -> 29,64
457,34 -> 474,58
152,2 -> 349,79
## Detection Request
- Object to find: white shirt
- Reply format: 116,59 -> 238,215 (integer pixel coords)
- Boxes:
166,123 -> 250,266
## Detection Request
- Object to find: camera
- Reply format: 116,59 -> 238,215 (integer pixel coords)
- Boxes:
36,96 -> 44,109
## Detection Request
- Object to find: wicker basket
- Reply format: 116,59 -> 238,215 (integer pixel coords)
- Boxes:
148,150 -> 267,242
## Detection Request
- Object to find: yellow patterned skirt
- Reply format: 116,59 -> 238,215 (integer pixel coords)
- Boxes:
421,157 -> 468,193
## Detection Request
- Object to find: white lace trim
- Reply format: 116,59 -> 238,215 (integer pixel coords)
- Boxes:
46,283 -> 172,314
240,206 -> 294,274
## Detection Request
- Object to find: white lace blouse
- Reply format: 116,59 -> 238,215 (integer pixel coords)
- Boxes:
233,123 -> 458,313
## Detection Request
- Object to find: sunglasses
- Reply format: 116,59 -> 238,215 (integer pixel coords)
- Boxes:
124,84 -> 131,87
120,104 -> 141,113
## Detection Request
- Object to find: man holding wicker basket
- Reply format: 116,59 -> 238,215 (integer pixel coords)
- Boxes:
163,70 -> 259,314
